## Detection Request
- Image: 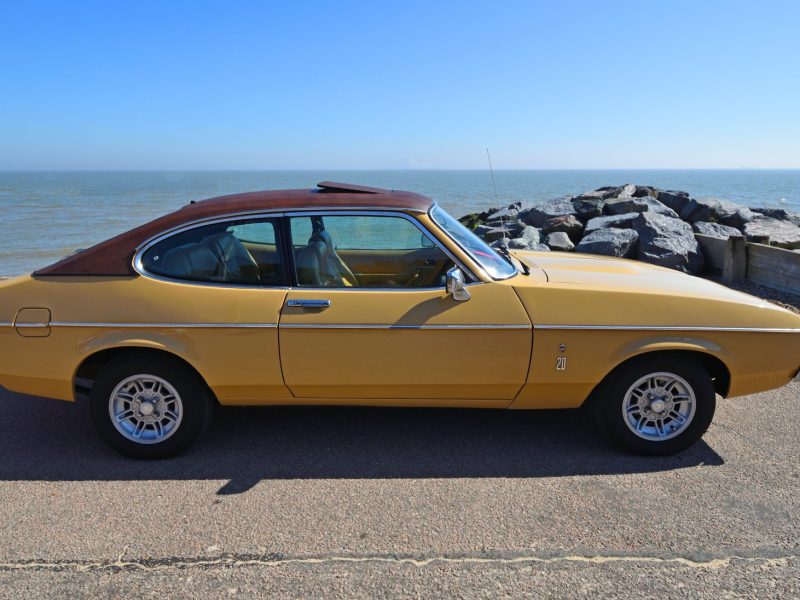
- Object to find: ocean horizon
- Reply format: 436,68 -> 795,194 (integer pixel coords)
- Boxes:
1,169 -> 798,277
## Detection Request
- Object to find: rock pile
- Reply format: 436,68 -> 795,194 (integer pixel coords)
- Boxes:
459,184 -> 800,274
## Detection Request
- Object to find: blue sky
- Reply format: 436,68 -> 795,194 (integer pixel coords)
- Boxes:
0,0 -> 798,169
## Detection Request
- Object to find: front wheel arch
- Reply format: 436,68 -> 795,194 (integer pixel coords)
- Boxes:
588,349 -> 730,404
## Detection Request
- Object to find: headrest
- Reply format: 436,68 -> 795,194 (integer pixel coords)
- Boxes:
309,230 -> 333,260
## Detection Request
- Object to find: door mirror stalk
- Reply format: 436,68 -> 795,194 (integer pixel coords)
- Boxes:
446,267 -> 471,302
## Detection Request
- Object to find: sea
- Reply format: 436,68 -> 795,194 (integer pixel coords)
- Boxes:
1,169 -> 798,277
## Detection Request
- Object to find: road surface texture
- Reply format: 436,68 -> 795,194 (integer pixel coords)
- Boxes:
0,383 -> 797,598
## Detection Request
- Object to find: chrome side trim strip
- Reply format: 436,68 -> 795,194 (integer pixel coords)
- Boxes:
0,322 -> 14,327
48,322 -> 279,329
280,323 -> 531,330
14,323 -> 50,328
534,324 -> 800,333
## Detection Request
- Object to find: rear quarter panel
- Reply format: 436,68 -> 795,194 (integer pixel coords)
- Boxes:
0,275 -> 291,403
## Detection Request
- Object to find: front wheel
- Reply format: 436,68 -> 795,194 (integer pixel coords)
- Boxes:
593,356 -> 716,455
90,354 -> 214,459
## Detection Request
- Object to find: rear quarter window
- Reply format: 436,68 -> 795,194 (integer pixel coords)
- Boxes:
139,218 -> 285,285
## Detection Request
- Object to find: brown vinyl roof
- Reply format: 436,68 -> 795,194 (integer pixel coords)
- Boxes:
35,183 -> 435,276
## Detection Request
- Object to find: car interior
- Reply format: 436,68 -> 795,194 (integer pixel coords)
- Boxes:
143,216 -> 453,288
291,216 -> 452,288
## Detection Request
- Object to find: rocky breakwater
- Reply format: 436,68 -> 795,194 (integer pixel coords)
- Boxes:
459,183 -> 800,274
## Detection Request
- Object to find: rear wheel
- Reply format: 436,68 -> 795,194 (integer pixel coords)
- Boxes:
90,354 -> 213,459
593,356 -> 716,455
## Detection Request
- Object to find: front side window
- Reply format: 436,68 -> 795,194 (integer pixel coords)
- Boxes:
289,214 -> 452,288
140,218 -> 284,285
430,206 -> 517,280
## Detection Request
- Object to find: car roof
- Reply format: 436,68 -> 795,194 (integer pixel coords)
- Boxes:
35,182 -> 435,276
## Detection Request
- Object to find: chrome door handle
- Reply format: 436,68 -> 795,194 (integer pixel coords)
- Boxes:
286,299 -> 331,308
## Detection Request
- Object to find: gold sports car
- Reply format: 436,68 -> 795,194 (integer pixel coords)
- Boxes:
1,182 -> 799,458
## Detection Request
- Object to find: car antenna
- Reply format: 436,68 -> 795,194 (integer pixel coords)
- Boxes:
486,148 -> 506,241
487,148 -> 528,274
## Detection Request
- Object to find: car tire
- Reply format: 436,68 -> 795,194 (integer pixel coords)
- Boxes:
90,353 -> 214,459
592,355 -> 716,455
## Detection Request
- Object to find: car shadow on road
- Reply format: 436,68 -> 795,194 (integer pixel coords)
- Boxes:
0,390 -> 724,495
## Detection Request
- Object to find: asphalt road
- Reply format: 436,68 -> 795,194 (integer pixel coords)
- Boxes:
0,383 -> 797,598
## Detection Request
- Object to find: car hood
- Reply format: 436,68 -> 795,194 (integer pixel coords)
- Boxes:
507,251 -> 800,330
512,251 -> 755,302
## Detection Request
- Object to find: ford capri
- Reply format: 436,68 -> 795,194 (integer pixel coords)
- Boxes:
1,182 -> 798,458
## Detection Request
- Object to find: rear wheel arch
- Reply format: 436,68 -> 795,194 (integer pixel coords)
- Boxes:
73,347 -> 216,404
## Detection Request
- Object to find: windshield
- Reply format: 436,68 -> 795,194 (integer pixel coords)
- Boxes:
430,206 -> 518,280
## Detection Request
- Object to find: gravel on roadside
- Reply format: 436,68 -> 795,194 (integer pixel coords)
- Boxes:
706,276 -> 800,314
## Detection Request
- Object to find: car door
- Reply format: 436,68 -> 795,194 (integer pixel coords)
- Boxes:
135,215 -> 292,404
278,211 -> 532,403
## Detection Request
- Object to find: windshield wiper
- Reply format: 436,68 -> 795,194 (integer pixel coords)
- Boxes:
495,244 -> 529,275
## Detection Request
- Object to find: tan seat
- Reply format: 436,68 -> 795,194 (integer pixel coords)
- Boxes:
161,243 -> 220,279
201,233 -> 260,283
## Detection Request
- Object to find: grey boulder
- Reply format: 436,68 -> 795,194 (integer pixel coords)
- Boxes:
642,198 -> 680,218
508,238 -> 532,249
692,221 -> 743,239
604,197 -> 650,215
545,231 -> 575,252
680,198 -> 757,227
479,221 -> 525,241
752,207 -> 800,225
575,228 -> 639,258
632,212 -> 704,274
656,190 -> 692,214
518,225 -> 541,244
584,212 -> 640,233
506,238 -> 549,252
485,203 -> 522,224
574,186 -> 624,200
542,214 -> 583,241
519,196 -> 576,227
490,238 -> 511,249
743,217 -> 800,249
719,207 -> 759,230
603,197 -> 678,218
571,197 -> 606,221
507,226 -> 541,249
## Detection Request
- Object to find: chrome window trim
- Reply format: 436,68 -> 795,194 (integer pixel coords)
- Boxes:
134,211 -> 288,255
279,323 -> 531,330
284,209 -> 478,286
428,204 -> 517,282
133,206 -> 426,254
534,324 -> 800,333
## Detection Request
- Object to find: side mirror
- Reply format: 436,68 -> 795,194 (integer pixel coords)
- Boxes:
446,266 -> 471,302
